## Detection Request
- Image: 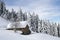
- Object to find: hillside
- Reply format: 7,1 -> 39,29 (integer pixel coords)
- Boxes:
0,17 -> 10,28
0,30 -> 60,40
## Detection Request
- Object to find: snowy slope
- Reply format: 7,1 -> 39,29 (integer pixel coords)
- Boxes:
0,30 -> 60,40
0,17 -> 10,28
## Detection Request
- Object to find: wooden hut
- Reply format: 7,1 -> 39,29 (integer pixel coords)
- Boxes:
6,21 -> 31,35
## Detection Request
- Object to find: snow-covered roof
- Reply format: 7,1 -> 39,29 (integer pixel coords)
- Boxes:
19,21 -> 28,28
7,21 -> 29,28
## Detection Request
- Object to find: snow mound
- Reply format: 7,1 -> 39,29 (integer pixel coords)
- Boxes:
0,17 -> 10,28
0,30 -> 60,40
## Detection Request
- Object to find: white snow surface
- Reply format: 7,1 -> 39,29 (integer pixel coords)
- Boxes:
0,17 -> 10,28
0,29 -> 60,40
7,21 -> 28,28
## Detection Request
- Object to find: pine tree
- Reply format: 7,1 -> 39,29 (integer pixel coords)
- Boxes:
43,20 -> 50,34
3,10 -> 9,19
35,14 -> 39,33
51,23 -> 58,36
50,23 -> 53,35
23,12 -> 27,21
38,20 -> 41,32
57,24 -> 60,37
29,12 -> 35,32
54,23 -> 58,36
7,12 -> 11,20
0,0 -> 6,16
19,9 -> 23,21
39,20 -> 43,33
10,9 -> 14,21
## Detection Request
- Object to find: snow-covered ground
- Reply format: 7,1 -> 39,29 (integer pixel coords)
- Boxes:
0,29 -> 60,40
0,17 -> 10,28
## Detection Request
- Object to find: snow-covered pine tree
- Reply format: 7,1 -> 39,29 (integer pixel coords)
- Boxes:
10,9 -> 17,22
57,23 -> 60,37
35,14 -> 39,33
17,12 -> 20,21
3,10 -> 8,19
54,23 -> 58,36
40,20 -> 46,33
50,22 -> 54,35
0,0 -> 6,16
29,12 -> 35,32
23,12 -> 27,21
38,20 -> 50,34
38,20 -> 41,32
7,12 -> 12,20
39,20 -> 43,33
51,23 -> 58,36
44,20 -> 50,34
19,9 -> 23,21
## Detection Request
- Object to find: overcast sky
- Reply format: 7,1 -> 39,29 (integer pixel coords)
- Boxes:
4,0 -> 60,23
